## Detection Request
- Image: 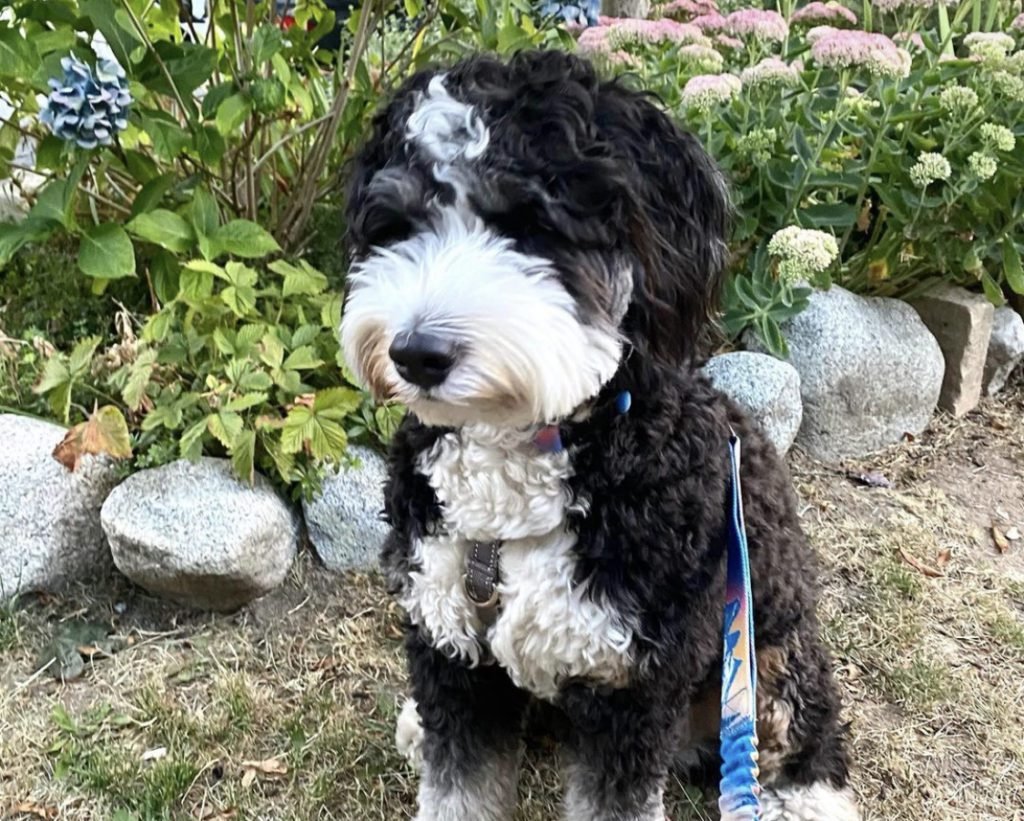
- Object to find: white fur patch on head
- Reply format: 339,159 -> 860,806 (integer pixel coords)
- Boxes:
341,210 -> 623,428
406,74 -> 489,165
760,782 -> 861,821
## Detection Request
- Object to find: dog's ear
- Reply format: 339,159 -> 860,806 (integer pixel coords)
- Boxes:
596,82 -> 732,366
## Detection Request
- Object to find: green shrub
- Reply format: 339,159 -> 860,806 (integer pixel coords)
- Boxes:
0,0 -> 559,493
575,0 -> 1024,353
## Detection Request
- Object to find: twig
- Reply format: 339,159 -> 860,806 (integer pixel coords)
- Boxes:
279,1 -> 380,247
251,114 -> 333,172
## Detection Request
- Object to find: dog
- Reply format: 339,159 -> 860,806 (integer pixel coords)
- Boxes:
340,49 -> 859,821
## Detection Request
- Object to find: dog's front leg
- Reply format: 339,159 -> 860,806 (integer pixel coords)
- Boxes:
407,630 -> 528,821
560,684 -> 678,821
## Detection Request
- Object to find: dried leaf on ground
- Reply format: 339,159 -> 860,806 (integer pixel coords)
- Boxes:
899,548 -> 944,578
196,808 -> 238,821
848,471 -> 892,488
11,803 -> 58,819
992,525 -> 1010,553
52,405 -> 132,471
936,548 -> 952,569
240,757 -> 288,789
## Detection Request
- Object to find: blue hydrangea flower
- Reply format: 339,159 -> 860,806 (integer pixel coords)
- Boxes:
40,54 -> 132,150
539,0 -> 601,27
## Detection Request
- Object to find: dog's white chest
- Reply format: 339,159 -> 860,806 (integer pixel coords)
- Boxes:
401,426 -> 634,700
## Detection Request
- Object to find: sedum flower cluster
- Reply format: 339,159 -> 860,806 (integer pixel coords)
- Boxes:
767,226 -> 839,284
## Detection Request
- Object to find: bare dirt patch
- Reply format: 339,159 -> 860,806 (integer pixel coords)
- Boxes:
2,385 -> 1023,820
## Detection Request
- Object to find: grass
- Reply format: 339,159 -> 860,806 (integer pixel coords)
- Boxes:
2,388 -> 1024,820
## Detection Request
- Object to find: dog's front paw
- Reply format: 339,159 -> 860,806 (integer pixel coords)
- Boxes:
396,696 -> 424,771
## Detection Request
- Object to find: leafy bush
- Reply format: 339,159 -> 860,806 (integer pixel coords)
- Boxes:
573,0 -> 1024,353
0,0 -> 558,493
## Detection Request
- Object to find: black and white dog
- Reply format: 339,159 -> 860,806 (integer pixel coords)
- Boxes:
340,50 -> 859,821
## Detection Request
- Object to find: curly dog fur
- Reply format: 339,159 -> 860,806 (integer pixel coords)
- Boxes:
341,49 -> 859,820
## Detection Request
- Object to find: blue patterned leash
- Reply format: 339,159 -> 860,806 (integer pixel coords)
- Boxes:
718,432 -> 761,820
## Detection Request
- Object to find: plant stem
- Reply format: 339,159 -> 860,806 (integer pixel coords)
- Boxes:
119,0 -> 191,116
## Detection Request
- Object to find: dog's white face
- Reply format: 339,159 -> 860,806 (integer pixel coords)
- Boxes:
342,54 -> 729,430
341,75 -> 627,429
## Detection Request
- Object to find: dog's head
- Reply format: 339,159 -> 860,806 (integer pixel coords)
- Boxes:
341,50 -> 729,429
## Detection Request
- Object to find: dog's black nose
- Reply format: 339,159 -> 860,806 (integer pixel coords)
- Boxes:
389,331 -> 457,389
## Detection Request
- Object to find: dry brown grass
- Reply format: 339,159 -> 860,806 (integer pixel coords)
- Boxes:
2,385 -> 1023,821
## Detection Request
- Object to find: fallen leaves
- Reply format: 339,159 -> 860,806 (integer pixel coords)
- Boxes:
240,757 -> 288,789
899,548 -> 944,578
52,405 -> 132,471
847,470 -> 892,489
11,803 -> 57,819
992,525 -> 1010,554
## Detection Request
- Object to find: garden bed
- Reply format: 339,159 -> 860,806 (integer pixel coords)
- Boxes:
2,383 -> 1022,821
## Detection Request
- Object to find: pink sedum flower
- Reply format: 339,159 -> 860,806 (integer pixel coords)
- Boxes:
725,9 -> 789,42
790,2 -> 858,27
810,29 -> 912,78
1013,13 -> 1024,31
715,34 -> 745,50
659,0 -> 719,20
606,17 -> 708,47
740,57 -> 802,88
680,72 -> 742,112
691,12 -> 727,32
806,25 -> 838,44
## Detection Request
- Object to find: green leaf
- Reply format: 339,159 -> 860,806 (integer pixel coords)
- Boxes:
150,249 -> 181,304
180,266 -> 215,301
208,411 -> 244,449
231,429 -> 256,485
141,110 -> 190,160
211,220 -> 280,259
215,94 -> 251,136
980,271 -> 1006,306
201,82 -> 236,120
282,345 -> 324,371
320,293 -> 342,330
280,405 -> 348,460
180,417 -> 208,461
220,285 -> 257,317
131,174 -> 177,217
139,42 -> 216,98
224,392 -> 268,412
268,259 -> 328,297
33,27 -> 78,57
314,387 -> 362,415
143,310 -> 173,343
78,224 -> 136,280
251,25 -> 284,64
127,210 -> 195,253
1002,240 -> 1024,295
81,0 -> 143,66
259,333 -> 285,368
30,178 -> 75,229
34,135 -> 65,170
224,261 -> 258,287
0,25 -> 37,77
190,187 -> 220,237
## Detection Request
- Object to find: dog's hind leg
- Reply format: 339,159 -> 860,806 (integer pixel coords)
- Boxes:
406,631 -> 528,821
754,637 -> 861,821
